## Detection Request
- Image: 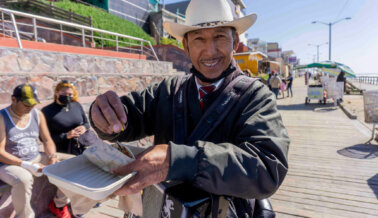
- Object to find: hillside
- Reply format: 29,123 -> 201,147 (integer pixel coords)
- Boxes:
51,0 -> 154,47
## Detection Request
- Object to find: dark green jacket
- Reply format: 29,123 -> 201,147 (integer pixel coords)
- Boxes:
91,70 -> 289,200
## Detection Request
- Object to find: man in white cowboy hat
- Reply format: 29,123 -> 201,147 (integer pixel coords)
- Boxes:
90,0 -> 289,216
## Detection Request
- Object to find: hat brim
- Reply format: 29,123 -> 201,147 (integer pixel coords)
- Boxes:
23,98 -> 40,106
163,13 -> 257,41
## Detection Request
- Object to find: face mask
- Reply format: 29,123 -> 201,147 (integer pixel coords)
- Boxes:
58,95 -> 73,105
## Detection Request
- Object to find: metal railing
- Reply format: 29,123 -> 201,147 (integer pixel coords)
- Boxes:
0,7 -> 159,61
0,0 -> 93,26
351,76 -> 378,86
162,9 -> 185,24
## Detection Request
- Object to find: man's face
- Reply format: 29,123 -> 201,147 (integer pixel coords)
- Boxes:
183,27 -> 239,80
11,97 -> 35,115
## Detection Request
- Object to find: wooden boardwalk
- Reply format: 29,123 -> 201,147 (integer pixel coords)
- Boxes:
271,79 -> 378,217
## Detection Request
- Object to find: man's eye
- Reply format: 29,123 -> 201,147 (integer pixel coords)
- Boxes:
194,37 -> 204,41
215,35 -> 226,39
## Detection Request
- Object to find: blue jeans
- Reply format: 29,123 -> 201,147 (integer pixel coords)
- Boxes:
272,88 -> 280,98
287,86 -> 293,97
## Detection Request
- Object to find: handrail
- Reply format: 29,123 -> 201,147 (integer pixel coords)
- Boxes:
0,7 -> 159,61
0,0 -> 92,26
162,9 -> 185,22
353,76 -> 378,86
9,12 -> 21,48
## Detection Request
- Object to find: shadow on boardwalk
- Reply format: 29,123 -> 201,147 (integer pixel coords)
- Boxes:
367,174 -> 378,199
337,144 -> 378,159
277,102 -> 338,112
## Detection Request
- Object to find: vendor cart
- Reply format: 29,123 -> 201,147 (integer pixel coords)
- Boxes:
324,77 -> 344,104
305,84 -> 326,104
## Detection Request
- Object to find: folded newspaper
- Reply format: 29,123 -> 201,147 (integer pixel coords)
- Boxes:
83,141 -> 135,173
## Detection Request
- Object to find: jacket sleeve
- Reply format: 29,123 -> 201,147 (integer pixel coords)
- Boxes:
167,82 -> 290,200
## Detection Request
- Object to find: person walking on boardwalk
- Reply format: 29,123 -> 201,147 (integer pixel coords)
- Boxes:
270,70 -> 282,98
89,0 -> 289,216
286,73 -> 294,97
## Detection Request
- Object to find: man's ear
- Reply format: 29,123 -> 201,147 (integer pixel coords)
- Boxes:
182,37 -> 190,56
11,96 -> 16,104
233,33 -> 240,52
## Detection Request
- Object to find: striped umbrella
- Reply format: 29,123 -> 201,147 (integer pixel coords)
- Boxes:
295,61 -> 356,78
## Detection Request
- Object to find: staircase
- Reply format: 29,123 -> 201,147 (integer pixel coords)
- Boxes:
0,7 -> 159,60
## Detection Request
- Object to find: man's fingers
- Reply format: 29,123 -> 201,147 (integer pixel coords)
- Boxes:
115,172 -> 149,195
113,160 -> 139,176
91,101 -> 112,134
105,91 -> 127,124
96,93 -> 123,133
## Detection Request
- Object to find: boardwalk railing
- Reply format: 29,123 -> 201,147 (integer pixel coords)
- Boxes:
352,76 -> 378,86
0,7 -> 159,61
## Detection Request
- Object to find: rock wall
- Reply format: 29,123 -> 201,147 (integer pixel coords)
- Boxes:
151,45 -> 192,73
0,47 -> 179,104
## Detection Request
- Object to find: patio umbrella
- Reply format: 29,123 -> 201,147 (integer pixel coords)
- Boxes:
295,61 -> 356,78
324,61 -> 356,78
295,62 -> 337,69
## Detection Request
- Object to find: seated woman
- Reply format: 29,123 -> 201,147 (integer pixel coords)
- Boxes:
42,80 -> 90,155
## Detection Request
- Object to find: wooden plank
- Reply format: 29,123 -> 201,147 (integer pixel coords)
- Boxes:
288,167 -> 378,180
282,181 -> 377,199
286,171 -> 377,186
282,176 -> 377,196
271,194 -> 377,217
271,198 -> 361,218
278,185 -> 378,204
274,189 -> 378,211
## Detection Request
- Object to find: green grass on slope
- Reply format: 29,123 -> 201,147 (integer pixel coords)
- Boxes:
160,37 -> 183,49
47,0 -> 155,47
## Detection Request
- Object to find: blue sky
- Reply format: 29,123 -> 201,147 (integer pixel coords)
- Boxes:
162,0 -> 378,75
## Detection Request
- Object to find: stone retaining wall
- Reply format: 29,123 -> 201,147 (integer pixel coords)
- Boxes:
0,47 -> 179,104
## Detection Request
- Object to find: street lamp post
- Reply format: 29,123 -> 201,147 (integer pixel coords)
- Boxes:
312,17 -> 351,61
308,42 -> 328,62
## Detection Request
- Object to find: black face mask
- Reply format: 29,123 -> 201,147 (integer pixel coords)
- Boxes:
58,95 -> 72,105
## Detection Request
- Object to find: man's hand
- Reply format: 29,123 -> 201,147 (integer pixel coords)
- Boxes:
91,91 -> 127,134
113,144 -> 170,195
47,157 -> 58,165
37,163 -> 46,169
21,161 -> 43,177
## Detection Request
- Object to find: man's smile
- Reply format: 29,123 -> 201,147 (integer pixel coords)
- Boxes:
200,57 -> 223,68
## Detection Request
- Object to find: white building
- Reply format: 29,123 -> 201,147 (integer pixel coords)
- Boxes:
247,38 -> 268,54
227,0 -> 248,45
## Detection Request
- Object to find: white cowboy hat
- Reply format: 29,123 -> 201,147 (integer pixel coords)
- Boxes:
163,0 -> 257,41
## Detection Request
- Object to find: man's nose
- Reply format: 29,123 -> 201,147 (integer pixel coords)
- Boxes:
202,40 -> 217,55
